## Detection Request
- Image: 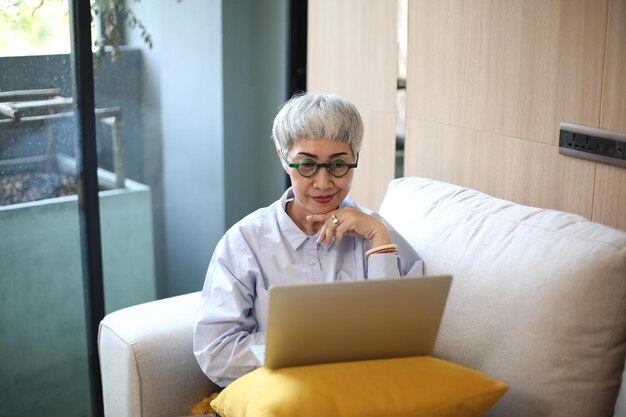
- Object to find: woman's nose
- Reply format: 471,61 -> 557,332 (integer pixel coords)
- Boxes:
313,167 -> 333,189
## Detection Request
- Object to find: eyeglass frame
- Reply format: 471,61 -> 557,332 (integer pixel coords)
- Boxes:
280,151 -> 359,178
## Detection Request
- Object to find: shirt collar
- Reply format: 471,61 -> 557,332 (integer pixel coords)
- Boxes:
276,187 -> 356,251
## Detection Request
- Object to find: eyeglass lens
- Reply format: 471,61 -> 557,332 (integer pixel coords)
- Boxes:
297,160 -> 351,178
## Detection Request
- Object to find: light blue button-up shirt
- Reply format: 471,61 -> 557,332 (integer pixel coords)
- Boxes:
193,188 -> 424,387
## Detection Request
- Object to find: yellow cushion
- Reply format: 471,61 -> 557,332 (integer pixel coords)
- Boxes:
211,356 -> 508,417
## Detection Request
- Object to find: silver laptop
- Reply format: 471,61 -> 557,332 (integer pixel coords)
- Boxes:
258,275 -> 452,369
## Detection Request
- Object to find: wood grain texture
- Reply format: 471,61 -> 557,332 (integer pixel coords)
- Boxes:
404,120 -> 596,218
601,0 -> 626,133
593,164 -> 626,230
592,0 -> 626,230
308,0 -> 397,210
406,0 -> 608,145
307,0 -> 625,229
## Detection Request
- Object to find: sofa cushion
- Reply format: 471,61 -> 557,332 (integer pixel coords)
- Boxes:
379,177 -> 626,417
211,356 -> 508,417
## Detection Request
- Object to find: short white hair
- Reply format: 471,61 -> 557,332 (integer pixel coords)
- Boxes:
271,93 -> 363,155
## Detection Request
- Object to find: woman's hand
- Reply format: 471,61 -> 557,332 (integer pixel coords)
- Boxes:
306,207 -> 393,247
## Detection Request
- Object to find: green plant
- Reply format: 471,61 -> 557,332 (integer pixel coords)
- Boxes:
0,0 -> 170,60
92,0 -> 153,61
0,0 -> 70,55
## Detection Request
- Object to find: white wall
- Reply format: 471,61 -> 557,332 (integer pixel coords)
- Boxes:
127,0 -> 287,296
223,0 -> 287,228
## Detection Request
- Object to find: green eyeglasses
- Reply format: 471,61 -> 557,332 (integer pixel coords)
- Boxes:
281,151 -> 359,178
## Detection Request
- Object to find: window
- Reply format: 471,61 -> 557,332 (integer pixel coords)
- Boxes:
0,0 -> 72,56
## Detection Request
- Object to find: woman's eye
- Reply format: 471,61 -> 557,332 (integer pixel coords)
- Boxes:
330,161 -> 349,172
298,161 -> 317,173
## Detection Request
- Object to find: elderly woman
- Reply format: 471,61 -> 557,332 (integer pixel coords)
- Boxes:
193,93 -> 424,387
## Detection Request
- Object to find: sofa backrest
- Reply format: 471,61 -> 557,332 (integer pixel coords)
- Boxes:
379,177 -> 626,417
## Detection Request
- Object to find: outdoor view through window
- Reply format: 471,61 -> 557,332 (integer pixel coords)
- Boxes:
1,2 -> 289,415
0,0 -> 71,57
1,1 -> 157,416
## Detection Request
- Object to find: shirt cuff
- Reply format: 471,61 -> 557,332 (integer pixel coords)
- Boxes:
367,252 -> 401,279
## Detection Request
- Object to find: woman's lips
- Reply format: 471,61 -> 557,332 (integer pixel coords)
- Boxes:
311,194 -> 334,204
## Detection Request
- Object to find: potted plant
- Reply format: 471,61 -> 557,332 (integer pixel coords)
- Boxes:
0,0 -> 159,305
0,87 -> 157,311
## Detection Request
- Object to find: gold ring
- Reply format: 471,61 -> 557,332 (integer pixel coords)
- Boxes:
331,213 -> 339,224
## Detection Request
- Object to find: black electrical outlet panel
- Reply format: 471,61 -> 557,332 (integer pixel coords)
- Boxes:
559,122 -> 626,169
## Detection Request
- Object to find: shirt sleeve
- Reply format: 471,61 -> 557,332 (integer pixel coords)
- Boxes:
366,216 -> 424,279
193,231 -> 265,387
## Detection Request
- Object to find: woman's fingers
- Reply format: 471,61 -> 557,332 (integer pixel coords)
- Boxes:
307,212 -> 339,245
318,215 -> 338,245
319,222 -> 331,245
334,225 -> 346,245
306,213 -> 331,224
309,207 -> 383,245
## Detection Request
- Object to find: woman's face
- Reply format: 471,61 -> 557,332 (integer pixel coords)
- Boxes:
280,138 -> 356,220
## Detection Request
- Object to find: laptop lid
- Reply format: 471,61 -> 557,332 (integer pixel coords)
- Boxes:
263,275 -> 452,369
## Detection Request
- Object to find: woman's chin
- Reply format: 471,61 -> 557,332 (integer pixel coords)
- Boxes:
308,200 -> 339,213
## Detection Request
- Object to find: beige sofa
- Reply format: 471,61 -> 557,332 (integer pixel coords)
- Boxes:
99,177 -> 626,417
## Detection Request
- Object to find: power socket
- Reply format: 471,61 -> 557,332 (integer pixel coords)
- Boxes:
559,122 -> 626,168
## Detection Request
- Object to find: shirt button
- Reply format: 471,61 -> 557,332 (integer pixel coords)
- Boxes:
310,261 -> 316,266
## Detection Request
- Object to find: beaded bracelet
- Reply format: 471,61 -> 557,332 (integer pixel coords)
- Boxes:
365,243 -> 399,258
368,248 -> 399,257
372,248 -> 399,254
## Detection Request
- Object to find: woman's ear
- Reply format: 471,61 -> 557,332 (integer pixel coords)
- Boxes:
277,148 -> 289,174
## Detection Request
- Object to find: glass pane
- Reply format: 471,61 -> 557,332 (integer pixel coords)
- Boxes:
0,1 -> 93,416
2,1 -> 290,415
91,6 -> 158,313
92,53 -> 158,313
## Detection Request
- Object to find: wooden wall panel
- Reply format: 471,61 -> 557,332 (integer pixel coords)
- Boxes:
601,0 -> 626,133
404,0 -> 626,231
594,0 -> 626,229
308,0 -> 397,210
404,120 -> 596,217
406,0 -> 607,145
307,0 -> 625,230
594,166 -> 626,230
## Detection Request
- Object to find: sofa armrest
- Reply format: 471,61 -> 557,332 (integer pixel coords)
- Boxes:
98,292 -> 216,417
